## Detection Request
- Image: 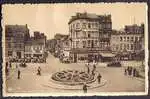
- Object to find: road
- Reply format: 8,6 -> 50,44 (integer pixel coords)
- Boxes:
6,53 -> 145,94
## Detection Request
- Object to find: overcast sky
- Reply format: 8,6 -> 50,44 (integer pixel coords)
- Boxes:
2,3 -> 147,39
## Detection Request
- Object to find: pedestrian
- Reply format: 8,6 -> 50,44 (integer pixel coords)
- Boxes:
97,73 -> 102,84
127,66 -> 130,75
83,83 -> 89,93
37,66 -> 41,76
92,64 -> 96,75
16,63 -> 18,69
9,61 -> 12,69
130,66 -> 133,76
133,68 -> 136,77
86,65 -> 90,74
17,69 -> 21,79
6,65 -> 9,76
124,68 -> 127,75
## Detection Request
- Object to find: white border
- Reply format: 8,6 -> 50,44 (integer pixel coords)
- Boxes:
2,3 -> 149,97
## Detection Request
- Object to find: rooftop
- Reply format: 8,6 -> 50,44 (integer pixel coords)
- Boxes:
68,12 -> 111,24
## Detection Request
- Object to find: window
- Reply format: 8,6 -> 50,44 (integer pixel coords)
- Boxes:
88,34 -> 91,38
135,37 -> 138,41
76,23 -> 80,29
124,37 -> 126,41
88,40 -> 91,46
83,31 -> 86,38
82,23 -> 86,29
82,41 -> 86,48
76,41 -> 79,48
73,24 -> 75,28
120,37 -> 123,41
95,23 -> 98,28
120,44 -> 122,50
88,23 -> 91,28
8,51 -> 12,56
131,37 -> 134,41
127,44 -> 129,50
131,44 -> 134,50
127,37 -> 129,41
95,40 -> 98,46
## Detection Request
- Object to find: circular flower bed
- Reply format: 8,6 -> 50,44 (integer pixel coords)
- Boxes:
51,70 -> 96,86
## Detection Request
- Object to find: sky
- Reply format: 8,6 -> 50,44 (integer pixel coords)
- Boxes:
2,3 -> 147,39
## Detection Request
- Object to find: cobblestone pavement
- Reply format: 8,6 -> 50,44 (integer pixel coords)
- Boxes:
6,53 -> 145,94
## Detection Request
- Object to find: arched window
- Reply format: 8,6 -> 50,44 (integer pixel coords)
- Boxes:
88,23 -> 91,28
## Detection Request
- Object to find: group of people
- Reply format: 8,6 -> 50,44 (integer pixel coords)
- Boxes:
17,66 -> 42,79
83,62 -> 102,93
6,61 -> 42,80
124,66 -> 139,77
85,62 -> 97,75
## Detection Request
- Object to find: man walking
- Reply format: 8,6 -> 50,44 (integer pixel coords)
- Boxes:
97,73 -> 102,84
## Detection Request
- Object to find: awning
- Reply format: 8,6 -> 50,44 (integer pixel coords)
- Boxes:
100,53 -> 116,57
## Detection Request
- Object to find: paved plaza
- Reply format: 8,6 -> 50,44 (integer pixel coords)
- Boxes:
6,53 -> 145,94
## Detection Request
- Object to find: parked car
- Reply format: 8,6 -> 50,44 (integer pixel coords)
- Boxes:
62,57 -> 70,63
19,62 -> 27,68
25,58 -> 31,63
107,61 -> 121,67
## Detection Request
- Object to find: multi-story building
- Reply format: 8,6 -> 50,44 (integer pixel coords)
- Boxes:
124,24 -> 144,34
110,24 -> 144,60
68,12 -> 112,62
24,31 -> 47,59
111,31 -> 143,53
53,33 -> 68,57
46,39 -> 57,53
60,35 -> 71,57
5,24 -> 29,62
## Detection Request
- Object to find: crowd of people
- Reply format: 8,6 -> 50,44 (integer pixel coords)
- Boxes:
124,66 -> 139,77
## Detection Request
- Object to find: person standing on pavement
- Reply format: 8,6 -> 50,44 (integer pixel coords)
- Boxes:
133,68 -> 136,77
37,66 -> 41,76
124,68 -> 127,75
97,73 -> 102,84
92,63 -> 96,75
83,83 -> 89,93
85,62 -> 90,74
17,69 -> 21,79
6,62 -> 9,76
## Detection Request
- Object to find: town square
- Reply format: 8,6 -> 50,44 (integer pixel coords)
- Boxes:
2,3 -> 148,96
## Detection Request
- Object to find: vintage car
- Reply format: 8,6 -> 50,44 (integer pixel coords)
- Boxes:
19,62 -> 27,68
25,58 -> 31,63
107,61 -> 121,67
62,57 -> 70,63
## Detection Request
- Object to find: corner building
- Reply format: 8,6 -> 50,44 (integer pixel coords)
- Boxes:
68,12 -> 112,62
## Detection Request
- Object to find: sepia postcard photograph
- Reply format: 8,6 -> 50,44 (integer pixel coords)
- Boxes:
1,3 -> 149,96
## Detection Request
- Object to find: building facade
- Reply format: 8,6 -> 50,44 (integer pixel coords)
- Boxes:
68,12 -> 112,62
24,31 -> 47,59
110,24 -> 144,60
111,31 -> 143,53
5,25 -> 29,62
46,39 -> 57,53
